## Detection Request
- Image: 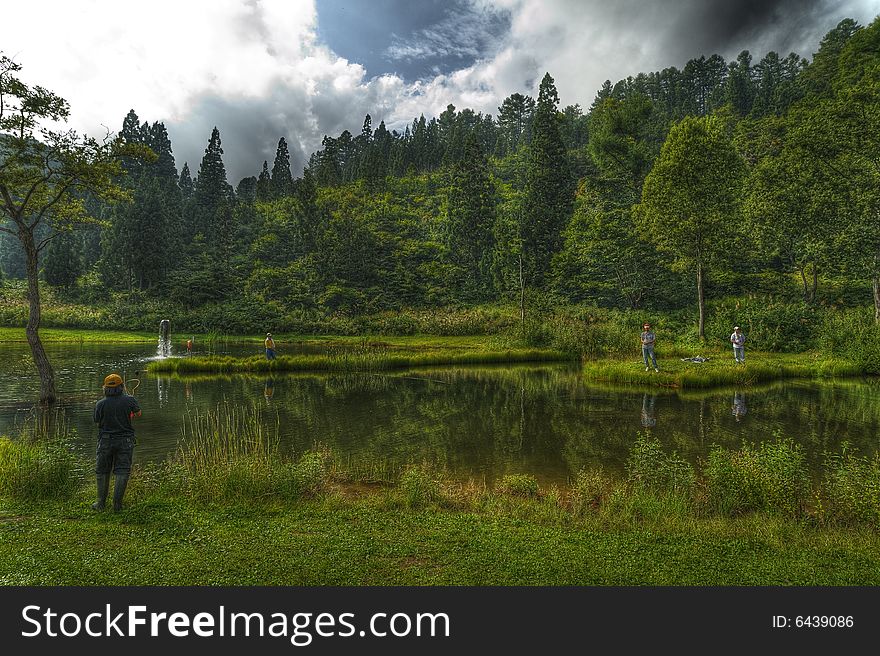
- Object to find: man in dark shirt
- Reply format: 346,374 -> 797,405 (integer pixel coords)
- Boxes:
92,373 -> 141,511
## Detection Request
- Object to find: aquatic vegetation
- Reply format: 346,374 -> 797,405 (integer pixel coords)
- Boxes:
148,347 -> 571,375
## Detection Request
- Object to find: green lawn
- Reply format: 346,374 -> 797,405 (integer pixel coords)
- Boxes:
2,492 -> 879,586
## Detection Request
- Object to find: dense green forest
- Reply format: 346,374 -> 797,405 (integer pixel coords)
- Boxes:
2,17 -> 879,338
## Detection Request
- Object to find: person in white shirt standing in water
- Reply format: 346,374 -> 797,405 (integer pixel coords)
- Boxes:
730,326 -> 746,364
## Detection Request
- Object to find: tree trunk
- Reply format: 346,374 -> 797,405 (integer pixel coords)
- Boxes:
519,253 -> 525,328
697,262 -> 705,340
873,275 -> 880,325
811,264 -> 818,304
21,229 -> 57,404
798,265 -> 809,303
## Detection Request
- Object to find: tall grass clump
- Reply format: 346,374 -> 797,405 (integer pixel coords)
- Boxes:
497,473 -> 540,498
284,447 -> 332,498
171,404 -> 332,502
398,463 -> 445,508
703,438 -> 810,517
817,309 -> 880,374
569,468 -> 616,516
625,434 -> 695,494
173,404 -> 281,501
822,445 -> 880,527
0,436 -> 82,500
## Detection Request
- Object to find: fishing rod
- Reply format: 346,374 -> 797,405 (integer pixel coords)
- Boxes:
124,370 -> 141,397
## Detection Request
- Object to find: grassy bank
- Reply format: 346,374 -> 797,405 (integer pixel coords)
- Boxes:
582,352 -> 862,389
0,327 -> 159,344
2,420 -> 880,585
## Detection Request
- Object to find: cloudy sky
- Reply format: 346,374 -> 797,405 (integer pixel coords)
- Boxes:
2,0 -> 878,182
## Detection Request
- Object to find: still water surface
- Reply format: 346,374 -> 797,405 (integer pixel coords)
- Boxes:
1,342 -> 878,485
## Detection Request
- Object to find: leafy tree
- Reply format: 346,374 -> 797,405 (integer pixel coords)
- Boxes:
741,115 -> 834,303
637,114 -> 744,338
801,18 -> 861,98
726,51 -> 755,116
0,54 -> 148,402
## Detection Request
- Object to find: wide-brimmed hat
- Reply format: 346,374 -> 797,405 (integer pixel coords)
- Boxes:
103,373 -> 123,388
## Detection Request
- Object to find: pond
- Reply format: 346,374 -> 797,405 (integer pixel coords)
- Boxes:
1,342 -> 879,485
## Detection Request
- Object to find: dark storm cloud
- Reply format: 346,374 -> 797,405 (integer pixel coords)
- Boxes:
665,0 -> 863,61
589,0 -> 876,73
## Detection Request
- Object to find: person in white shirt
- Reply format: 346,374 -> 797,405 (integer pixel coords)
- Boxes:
640,322 -> 659,372
730,326 -> 746,364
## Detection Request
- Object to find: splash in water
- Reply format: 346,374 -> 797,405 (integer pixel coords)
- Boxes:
158,319 -> 172,358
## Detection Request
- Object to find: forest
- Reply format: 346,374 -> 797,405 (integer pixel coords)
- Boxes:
1,17 -> 879,342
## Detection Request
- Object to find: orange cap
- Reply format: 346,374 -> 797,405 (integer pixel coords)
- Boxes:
103,373 -> 123,388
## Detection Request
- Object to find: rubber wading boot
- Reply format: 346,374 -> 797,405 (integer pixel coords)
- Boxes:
91,474 -> 110,511
112,474 -> 130,512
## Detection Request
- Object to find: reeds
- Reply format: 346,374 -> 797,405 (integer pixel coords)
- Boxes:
0,408 -> 83,500
169,403 -> 331,502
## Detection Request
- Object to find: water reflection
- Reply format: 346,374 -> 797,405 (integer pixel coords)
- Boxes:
1,342 -> 879,485
264,377 -> 275,403
640,394 -> 657,429
732,391 -> 747,422
157,376 -> 170,408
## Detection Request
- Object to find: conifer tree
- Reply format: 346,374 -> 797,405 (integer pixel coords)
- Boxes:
178,163 -> 194,200
270,137 -> 294,198
521,73 -> 574,287
146,122 -> 179,182
42,230 -> 82,292
193,127 -> 233,240
446,132 -> 496,300
256,161 -> 271,201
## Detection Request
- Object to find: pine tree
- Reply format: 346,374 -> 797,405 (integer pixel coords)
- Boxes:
120,109 -> 146,176
193,127 -> 233,241
256,161 -> 271,201
178,163 -> 194,200
270,137 -> 294,198
146,122 -> 178,182
236,176 -> 257,204
445,132 -> 496,300
42,231 -> 82,292
727,51 -> 755,115
497,94 -> 535,156
521,73 -> 574,287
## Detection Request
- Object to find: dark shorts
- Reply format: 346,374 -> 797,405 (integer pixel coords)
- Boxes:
95,433 -> 135,475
